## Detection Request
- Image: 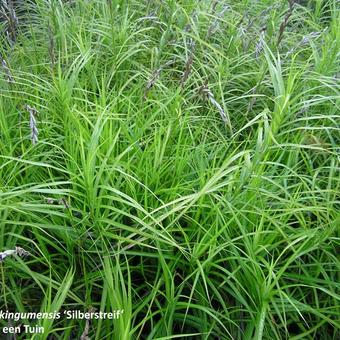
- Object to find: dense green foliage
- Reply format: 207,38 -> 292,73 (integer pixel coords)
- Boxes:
0,0 -> 339,339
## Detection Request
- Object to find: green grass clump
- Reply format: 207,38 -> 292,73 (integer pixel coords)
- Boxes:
0,0 -> 339,339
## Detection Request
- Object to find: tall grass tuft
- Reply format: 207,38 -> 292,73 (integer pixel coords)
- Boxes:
0,0 -> 339,338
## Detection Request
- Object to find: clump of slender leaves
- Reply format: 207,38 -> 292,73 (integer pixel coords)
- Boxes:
0,0 -> 339,339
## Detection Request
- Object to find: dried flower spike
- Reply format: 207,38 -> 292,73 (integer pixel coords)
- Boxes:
45,197 -> 56,204
1,0 -> 19,44
144,60 -> 174,99
1,57 -> 15,83
277,0 -> 296,46
80,307 -> 96,340
59,198 -> 70,209
181,40 -> 196,87
25,105 -> 39,145
206,4 -> 230,39
0,247 -> 31,262
201,84 -> 229,125
286,29 -> 326,56
255,27 -> 266,59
